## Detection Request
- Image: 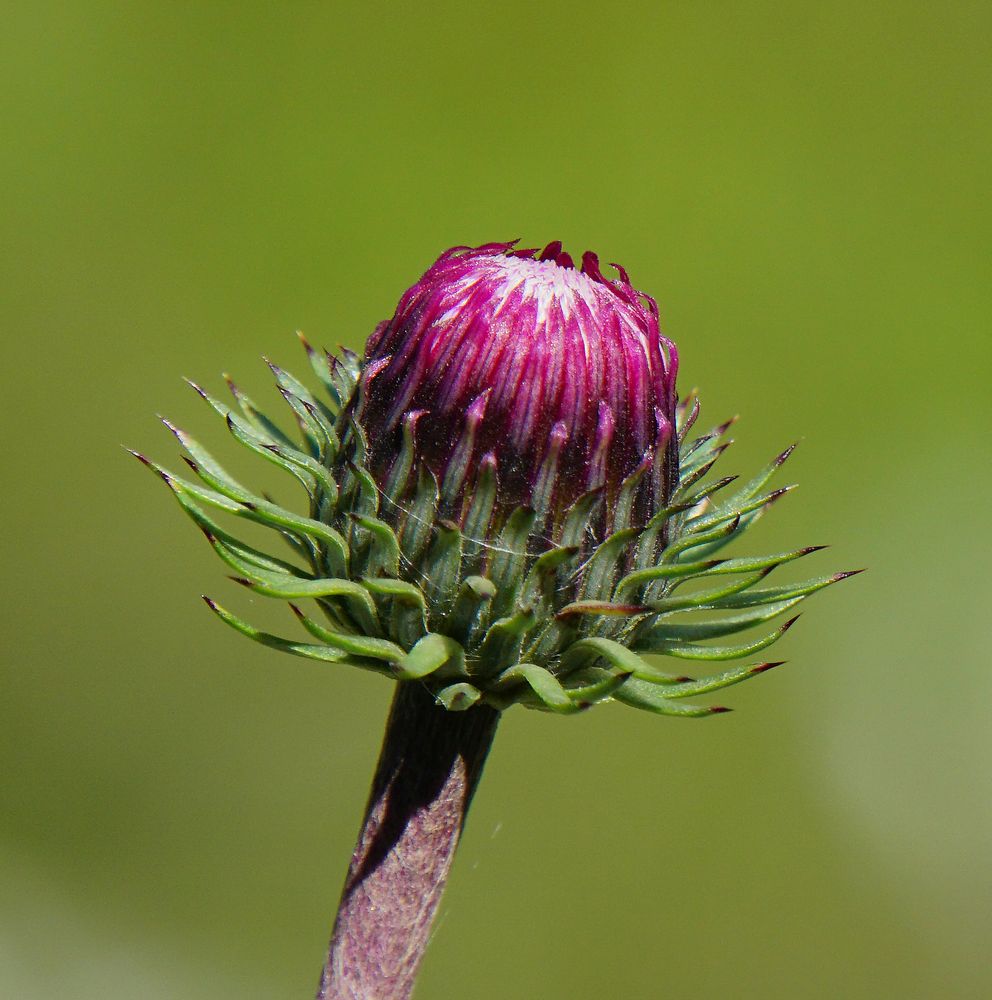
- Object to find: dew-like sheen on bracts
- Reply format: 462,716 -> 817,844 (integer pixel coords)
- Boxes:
135,240 -> 858,716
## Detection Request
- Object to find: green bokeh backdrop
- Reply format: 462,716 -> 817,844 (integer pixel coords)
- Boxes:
3,3 -> 990,998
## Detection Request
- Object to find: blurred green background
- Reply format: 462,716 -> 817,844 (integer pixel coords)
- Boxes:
3,2 -> 990,998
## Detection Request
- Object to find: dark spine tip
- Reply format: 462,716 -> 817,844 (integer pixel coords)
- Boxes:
775,442 -> 800,465
676,675 -> 694,683
296,330 -> 315,355
180,456 -> 199,473
765,485 -> 797,504
184,378 -> 209,399
750,660 -> 786,675
289,603 -> 305,620
128,449 -> 173,485
222,373 -> 241,398
781,615 -> 801,633
158,415 -> 184,440
802,545 -> 829,555
709,706 -> 733,715
230,577 -> 253,588
716,415 -> 739,435
202,595 -> 219,610
834,568 -> 867,580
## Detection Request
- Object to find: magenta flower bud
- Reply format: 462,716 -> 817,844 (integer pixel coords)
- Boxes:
136,233 -> 855,1000
360,241 -> 679,517
137,234 -> 844,723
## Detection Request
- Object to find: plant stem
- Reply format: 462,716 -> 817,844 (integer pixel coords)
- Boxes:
315,681 -> 500,1000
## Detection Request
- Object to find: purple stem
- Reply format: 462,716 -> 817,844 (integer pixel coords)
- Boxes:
315,681 -> 500,1000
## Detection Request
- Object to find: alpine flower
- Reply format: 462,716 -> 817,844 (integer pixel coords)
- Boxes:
133,240 -> 859,1000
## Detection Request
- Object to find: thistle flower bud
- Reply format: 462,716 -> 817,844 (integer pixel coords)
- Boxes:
361,242 -> 679,517
136,240 -> 855,718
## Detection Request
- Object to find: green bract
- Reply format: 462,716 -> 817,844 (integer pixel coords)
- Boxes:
134,337 -> 857,717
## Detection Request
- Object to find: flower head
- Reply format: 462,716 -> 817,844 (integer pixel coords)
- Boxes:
134,240 -> 857,717
361,242 -> 679,516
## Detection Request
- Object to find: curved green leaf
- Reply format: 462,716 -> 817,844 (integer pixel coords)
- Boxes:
563,668 -> 635,708
434,682 -> 481,711
637,597 -> 804,644
555,601 -> 649,620
615,559 -> 724,600
708,572 -> 858,609
289,604 -> 404,662
203,597 -> 384,672
362,577 -> 427,609
477,608 -> 538,674
222,375 -> 298,450
661,515 -> 741,563
635,616 -> 799,659
164,477 -> 308,577
703,443 -> 796,522
646,571 -> 769,614
561,637 -> 682,683
611,677 -> 730,717
396,633 -> 465,680
495,662 -> 572,710
661,660 -> 785,699
140,458 -> 349,574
